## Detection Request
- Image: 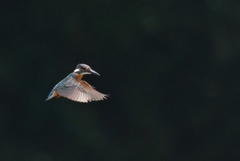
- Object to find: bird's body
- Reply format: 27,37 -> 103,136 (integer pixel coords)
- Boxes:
46,64 -> 107,102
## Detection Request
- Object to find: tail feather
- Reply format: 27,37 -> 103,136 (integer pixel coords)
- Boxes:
45,95 -> 53,101
45,90 -> 55,101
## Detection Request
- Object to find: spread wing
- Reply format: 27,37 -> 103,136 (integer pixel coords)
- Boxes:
80,80 -> 108,102
56,75 -> 107,102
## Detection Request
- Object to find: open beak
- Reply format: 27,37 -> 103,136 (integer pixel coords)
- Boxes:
89,69 -> 100,76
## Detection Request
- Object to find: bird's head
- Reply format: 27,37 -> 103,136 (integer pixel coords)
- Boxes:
74,64 -> 100,76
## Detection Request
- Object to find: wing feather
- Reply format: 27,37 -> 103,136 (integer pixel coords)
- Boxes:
54,73 -> 107,102
80,81 -> 108,101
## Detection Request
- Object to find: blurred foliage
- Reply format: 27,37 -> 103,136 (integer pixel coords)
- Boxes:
1,0 -> 240,160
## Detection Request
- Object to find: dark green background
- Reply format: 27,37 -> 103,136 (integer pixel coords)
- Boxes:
1,1 -> 240,161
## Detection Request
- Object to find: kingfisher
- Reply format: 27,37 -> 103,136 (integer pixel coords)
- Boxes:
46,64 -> 108,102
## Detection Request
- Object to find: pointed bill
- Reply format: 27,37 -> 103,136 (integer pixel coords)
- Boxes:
89,69 -> 100,76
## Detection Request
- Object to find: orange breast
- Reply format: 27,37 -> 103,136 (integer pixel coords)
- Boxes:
75,74 -> 83,82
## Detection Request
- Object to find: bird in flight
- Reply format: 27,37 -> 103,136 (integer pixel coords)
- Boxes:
46,64 -> 108,102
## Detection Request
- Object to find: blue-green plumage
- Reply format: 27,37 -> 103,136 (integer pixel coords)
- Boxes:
45,64 -> 107,102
